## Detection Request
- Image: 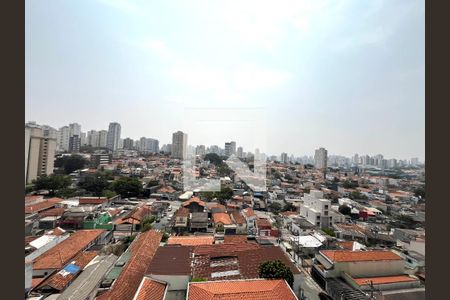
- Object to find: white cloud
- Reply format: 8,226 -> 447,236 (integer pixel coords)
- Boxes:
137,39 -> 173,60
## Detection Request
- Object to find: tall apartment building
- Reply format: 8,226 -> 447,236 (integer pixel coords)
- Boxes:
87,130 -> 99,147
57,126 -> 70,151
314,147 -> 328,170
69,135 -> 81,152
123,138 -> 134,150
139,137 -> 159,154
280,152 -> 288,164
171,131 -> 187,159
25,126 -> 57,184
237,146 -> 243,158
208,145 -> 219,154
98,130 -> 108,148
224,141 -> 236,157
106,122 -> 121,151
196,145 -> 206,156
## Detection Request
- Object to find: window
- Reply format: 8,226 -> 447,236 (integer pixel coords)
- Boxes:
325,205 -> 329,209
324,211 -> 328,216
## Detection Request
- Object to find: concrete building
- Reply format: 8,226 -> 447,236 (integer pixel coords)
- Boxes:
300,190 -> 333,228
25,126 -> 57,184
237,146 -> 243,158
106,122 -> 121,151
98,130 -> 108,148
171,131 -> 187,159
195,145 -> 206,156
87,130 -> 99,147
224,141 -> 236,157
57,126 -> 70,151
69,134 -> 81,153
139,137 -> 159,154
281,152 -> 288,164
314,147 -> 328,170
123,137 -> 134,150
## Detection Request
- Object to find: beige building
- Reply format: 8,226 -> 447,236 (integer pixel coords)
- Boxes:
171,131 -> 187,159
25,126 -> 57,184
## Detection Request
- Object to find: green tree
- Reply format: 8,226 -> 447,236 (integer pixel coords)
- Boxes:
78,173 -> 111,196
112,177 -> 143,198
414,187 -> 425,198
55,187 -> 77,198
191,278 -> 207,282
161,232 -> 170,243
269,202 -> 282,214
204,153 -> 223,166
102,190 -> 117,199
282,202 -> 294,212
141,216 -> 156,232
338,205 -> 351,215
258,260 -> 294,287
55,155 -> 89,174
322,227 -> 336,237
342,180 -> 358,189
32,174 -> 72,193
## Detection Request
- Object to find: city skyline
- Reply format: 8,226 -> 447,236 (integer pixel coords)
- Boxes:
26,0 -> 425,161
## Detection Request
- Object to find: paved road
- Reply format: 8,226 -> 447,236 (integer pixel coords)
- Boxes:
151,201 -> 182,231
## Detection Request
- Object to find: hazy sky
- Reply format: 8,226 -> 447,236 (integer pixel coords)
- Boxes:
26,0 -> 425,161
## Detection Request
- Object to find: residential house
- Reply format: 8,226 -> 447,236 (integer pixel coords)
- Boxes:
230,210 -> 247,234
187,279 -> 298,300
242,208 -> 257,235
189,212 -> 209,233
173,208 -> 190,233
183,197 -> 206,213
96,230 -> 162,300
212,213 -> 236,235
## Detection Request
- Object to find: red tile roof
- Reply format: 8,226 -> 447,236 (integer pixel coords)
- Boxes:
230,211 -> 245,225
192,244 -> 300,281
96,230 -> 162,300
224,235 -> 248,244
188,279 -> 298,300
36,251 -> 98,291
134,277 -> 167,300
321,250 -> 402,263
213,213 -> 233,225
175,207 -> 190,218
183,197 -> 206,207
256,218 -> 272,228
79,197 -> 109,205
25,199 -> 62,214
242,208 -> 255,218
168,236 -> 214,246
353,275 -> 418,286
33,229 -> 104,270
39,207 -> 65,217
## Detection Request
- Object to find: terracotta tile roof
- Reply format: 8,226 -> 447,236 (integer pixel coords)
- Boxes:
168,236 -> 214,246
97,230 -> 162,300
134,277 -> 167,300
192,244 -> 300,281
157,186 -> 176,194
188,279 -> 298,300
117,206 -> 152,224
175,207 -> 190,218
79,197 -> 109,205
321,250 -> 402,263
36,251 -> 98,291
335,241 -> 356,250
224,235 -> 248,244
213,213 -> 233,225
230,211 -> 245,225
39,207 -> 66,217
353,275 -> 418,286
25,199 -> 61,214
256,218 -> 272,228
25,195 -> 44,205
32,278 -> 45,289
280,211 -> 297,217
33,229 -> 104,270
242,208 -> 255,218
183,197 -> 206,207
45,227 -> 66,236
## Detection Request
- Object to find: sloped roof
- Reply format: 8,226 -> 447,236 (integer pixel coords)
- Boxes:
168,236 -> 214,246
188,279 -> 298,300
212,213 -> 233,225
96,230 -> 162,300
134,277 -> 167,300
321,250 -> 402,263
33,229 -> 104,270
